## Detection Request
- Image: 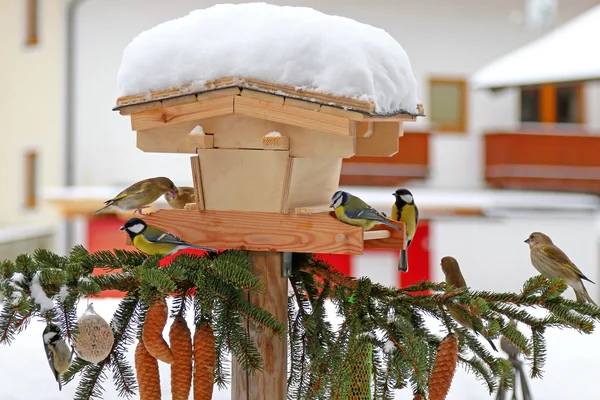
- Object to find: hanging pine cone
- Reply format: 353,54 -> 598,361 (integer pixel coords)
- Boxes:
142,299 -> 174,364
413,394 -> 425,400
193,323 -> 216,400
73,303 -> 114,363
170,316 -> 192,400
428,333 -> 459,400
135,339 -> 161,400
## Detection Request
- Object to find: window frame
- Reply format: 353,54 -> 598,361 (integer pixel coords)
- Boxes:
428,77 -> 468,133
519,82 -> 585,125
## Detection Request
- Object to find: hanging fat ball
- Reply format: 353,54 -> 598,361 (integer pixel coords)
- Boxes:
330,190 -> 401,231
120,218 -> 215,256
94,177 -> 177,215
441,256 -> 498,351
164,186 -> 196,209
428,333 -> 459,400
525,232 -> 597,305
73,303 -> 114,363
43,323 -> 73,391
392,188 -> 419,272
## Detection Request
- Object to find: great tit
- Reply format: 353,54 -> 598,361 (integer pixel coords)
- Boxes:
392,188 -> 419,272
330,190 -> 401,231
43,323 -> 73,391
95,177 -> 177,215
120,218 -> 215,256
164,186 -> 196,209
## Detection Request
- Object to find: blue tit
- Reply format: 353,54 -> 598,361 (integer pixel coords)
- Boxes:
120,218 -> 215,256
95,177 -> 177,215
391,188 -> 419,272
330,190 -> 401,231
43,323 -> 73,391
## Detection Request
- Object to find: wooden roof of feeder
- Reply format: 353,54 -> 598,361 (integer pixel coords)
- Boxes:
114,75 -> 423,256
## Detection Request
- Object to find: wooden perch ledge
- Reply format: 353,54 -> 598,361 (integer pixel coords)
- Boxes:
137,209 -> 406,255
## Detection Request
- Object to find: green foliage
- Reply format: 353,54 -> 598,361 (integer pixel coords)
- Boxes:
1,249 -> 599,400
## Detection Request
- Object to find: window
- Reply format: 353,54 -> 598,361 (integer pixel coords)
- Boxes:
24,150 -> 38,209
428,77 -> 468,133
25,0 -> 39,47
519,83 -> 583,124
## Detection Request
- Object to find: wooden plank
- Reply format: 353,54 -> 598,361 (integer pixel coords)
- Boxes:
240,89 -> 285,104
243,77 -> 376,113
130,96 -> 234,131
284,157 -> 342,212
294,204 -> 331,214
197,149 -> 290,212
119,101 -> 163,115
283,97 -> 321,111
187,132 -> 214,149
161,94 -> 197,108
320,105 -> 364,121
363,114 -> 416,122
141,209 -> 376,254
355,122 -> 402,157
234,96 -> 352,137
261,134 -> 290,150
190,156 -> 206,211
356,121 -> 374,138
364,230 -> 391,240
196,87 -> 241,101
136,122 -> 198,153
363,219 -> 406,250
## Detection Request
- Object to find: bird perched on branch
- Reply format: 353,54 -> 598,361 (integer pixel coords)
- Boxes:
392,188 -> 419,272
164,186 -> 196,209
525,231 -> 597,305
441,256 -> 498,351
43,323 -> 73,391
94,177 -> 177,215
120,218 -> 215,256
330,190 -> 401,231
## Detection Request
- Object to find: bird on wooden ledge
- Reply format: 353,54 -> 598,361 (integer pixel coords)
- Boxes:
391,188 -> 419,272
330,190 -> 401,231
164,186 -> 196,209
94,177 -> 178,215
120,218 -> 215,256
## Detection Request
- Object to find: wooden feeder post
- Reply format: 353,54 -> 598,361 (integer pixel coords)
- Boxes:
115,78 -> 420,400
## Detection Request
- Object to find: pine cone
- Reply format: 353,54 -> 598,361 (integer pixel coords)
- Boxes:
428,334 -> 459,400
413,395 -> 425,400
170,316 -> 192,400
193,323 -> 216,400
143,300 -> 175,364
135,339 -> 161,400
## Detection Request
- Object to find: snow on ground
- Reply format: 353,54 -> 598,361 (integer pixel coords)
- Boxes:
1,298 -> 600,399
116,3 -> 420,115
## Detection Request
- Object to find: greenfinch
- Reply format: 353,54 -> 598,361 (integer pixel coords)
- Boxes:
441,256 -> 498,351
330,190 -> 401,231
392,188 -> 419,272
164,186 -> 196,209
120,218 -> 215,255
525,232 -> 596,305
94,177 -> 177,215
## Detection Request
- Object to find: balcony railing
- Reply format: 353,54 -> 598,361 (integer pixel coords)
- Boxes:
485,132 -> 600,193
340,132 -> 430,186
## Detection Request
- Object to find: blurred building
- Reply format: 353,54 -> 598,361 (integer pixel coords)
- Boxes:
1,0 -> 600,298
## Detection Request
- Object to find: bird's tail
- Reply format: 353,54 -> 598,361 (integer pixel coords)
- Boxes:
574,286 -> 597,306
380,218 -> 402,231
486,337 -> 498,352
398,249 -> 409,272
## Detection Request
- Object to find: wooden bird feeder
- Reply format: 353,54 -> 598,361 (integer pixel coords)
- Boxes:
115,77 -> 422,400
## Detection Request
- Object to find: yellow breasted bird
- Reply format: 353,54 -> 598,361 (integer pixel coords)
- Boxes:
441,256 -> 498,352
330,190 -> 401,231
164,186 -> 196,209
120,218 -> 215,255
392,188 -> 419,272
525,232 -> 596,305
94,177 -> 177,215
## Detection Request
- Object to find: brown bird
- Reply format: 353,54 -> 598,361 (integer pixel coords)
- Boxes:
441,256 -> 498,351
164,186 -> 196,209
94,177 -> 177,215
525,232 -> 596,305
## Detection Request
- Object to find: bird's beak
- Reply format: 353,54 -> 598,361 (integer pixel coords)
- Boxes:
329,202 -> 334,208
169,190 -> 177,197
119,226 -> 125,231
524,239 -> 529,243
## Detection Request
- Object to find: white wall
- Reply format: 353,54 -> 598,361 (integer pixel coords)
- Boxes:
72,0 -> 599,189
0,0 -> 64,226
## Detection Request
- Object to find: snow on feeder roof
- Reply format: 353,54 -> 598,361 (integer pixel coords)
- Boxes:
115,2 -> 422,116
